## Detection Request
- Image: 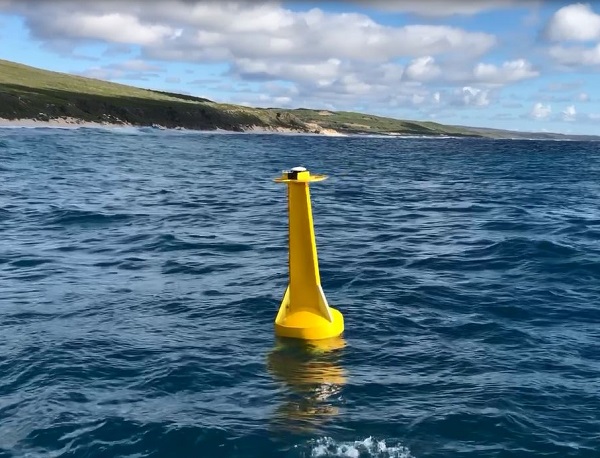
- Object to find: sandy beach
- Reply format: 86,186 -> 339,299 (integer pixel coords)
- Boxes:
0,116 -> 131,129
0,117 -> 347,136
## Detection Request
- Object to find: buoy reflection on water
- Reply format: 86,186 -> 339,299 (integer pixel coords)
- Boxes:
267,336 -> 347,434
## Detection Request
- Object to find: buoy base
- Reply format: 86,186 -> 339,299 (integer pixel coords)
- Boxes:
275,307 -> 344,340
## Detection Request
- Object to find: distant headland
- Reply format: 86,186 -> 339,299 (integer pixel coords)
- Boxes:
1,59 -> 598,141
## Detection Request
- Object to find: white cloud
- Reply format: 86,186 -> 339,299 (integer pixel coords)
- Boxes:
578,92 -> 590,102
455,87 -> 491,107
473,59 -> 539,84
562,104 -> 577,121
232,58 -> 343,85
249,93 -> 295,107
543,4 -> 600,68
404,56 -> 441,81
3,1 -> 497,62
379,58 -> 540,87
548,43 -> 600,66
543,3 -> 600,42
337,74 -> 373,95
412,93 -> 426,105
155,23 -> 496,64
530,102 -> 552,119
228,54 -> 543,114
36,12 -> 181,46
350,0 -> 540,17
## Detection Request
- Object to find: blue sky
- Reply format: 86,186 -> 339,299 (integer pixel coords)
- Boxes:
1,1 -> 599,134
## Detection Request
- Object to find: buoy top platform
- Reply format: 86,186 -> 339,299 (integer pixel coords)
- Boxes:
274,166 -> 328,183
273,166 -> 344,341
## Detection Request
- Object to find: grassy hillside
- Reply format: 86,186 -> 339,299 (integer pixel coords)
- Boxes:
0,59 -> 487,136
3,58 -> 596,140
283,108 -> 481,136
0,59 -> 311,131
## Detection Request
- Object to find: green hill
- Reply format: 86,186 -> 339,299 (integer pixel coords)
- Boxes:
1,58 -> 598,140
0,59 -> 484,136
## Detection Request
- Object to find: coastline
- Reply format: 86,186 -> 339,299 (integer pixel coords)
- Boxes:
4,60 -> 600,142
0,116 -> 129,130
2,117 -> 594,142
0,116 -> 346,136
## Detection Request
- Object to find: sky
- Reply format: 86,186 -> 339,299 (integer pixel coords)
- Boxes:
0,0 -> 599,135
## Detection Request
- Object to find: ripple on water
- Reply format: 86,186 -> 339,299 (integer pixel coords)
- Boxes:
0,130 -> 599,457
44,208 -> 134,226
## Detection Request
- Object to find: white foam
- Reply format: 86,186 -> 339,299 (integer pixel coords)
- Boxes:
307,436 -> 413,458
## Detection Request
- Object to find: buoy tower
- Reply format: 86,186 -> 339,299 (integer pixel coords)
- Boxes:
273,167 -> 344,340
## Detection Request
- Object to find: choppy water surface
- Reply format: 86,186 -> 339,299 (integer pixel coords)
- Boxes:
1,127 -> 599,458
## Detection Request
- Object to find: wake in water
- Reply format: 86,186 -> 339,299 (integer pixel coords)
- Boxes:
302,437 -> 412,458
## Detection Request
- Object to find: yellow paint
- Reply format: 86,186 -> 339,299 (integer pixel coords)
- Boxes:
273,167 -> 344,340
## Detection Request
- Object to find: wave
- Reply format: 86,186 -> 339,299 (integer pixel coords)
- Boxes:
45,208 -> 133,226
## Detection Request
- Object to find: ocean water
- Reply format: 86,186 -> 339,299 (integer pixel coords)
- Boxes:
1,127 -> 599,458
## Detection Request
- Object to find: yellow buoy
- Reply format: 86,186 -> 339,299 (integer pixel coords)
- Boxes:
273,167 -> 344,340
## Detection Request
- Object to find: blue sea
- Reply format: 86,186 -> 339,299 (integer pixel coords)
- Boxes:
1,126 -> 599,458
